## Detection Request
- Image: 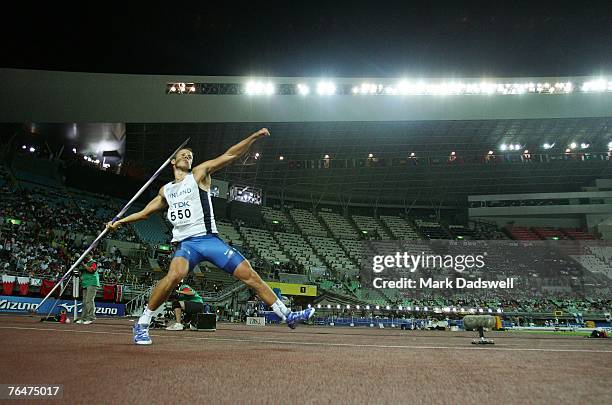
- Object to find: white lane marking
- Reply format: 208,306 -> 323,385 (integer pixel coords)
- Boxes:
1,325 -> 611,354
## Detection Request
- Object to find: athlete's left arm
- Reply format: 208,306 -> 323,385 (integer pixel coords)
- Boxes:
191,128 -> 270,182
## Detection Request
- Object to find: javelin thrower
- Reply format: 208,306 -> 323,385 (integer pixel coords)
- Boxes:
106,128 -> 314,345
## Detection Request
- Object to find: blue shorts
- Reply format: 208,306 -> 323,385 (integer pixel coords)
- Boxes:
173,234 -> 246,274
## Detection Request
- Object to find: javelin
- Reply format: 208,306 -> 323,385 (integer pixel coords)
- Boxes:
32,137 -> 190,314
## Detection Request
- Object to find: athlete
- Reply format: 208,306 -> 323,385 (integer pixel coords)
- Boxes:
106,128 -> 314,344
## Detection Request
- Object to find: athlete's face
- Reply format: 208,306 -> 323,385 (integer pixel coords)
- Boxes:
173,149 -> 193,170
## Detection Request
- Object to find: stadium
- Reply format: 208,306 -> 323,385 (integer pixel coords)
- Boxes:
1,5 -> 611,404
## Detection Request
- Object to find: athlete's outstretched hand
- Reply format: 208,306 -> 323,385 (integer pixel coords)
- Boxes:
255,128 -> 270,138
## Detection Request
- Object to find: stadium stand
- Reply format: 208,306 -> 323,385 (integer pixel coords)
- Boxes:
216,220 -> 243,247
354,287 -> 388,306
289,208 -> 329,237
274,231 -> 326,274
533,227 -> 568,240
307,235 -> 358,274
571,253 -> 612,279
261,206 -> 295,232
380,215 -> 421,240
506,226 -> 599,241
505,226 -> 540,240
339,238 -> 364,268
319,210 -> 360,240
446,224 -> 478,239
352,214 -> 392,239
278,272 -> 309,284
470,220 -> 509,240
239,227 -> 290,265
0,164 -> 9,188
563,228 -> 598,240
415,219 -> 450,239
588,245 -> 612,264
128,210 -> 169,245
196,263 -> 237,290
1,151 -> 609,317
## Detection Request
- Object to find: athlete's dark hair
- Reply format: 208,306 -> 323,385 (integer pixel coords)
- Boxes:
172,147 -> 193,160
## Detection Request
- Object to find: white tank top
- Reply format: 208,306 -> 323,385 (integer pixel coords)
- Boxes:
163,173 -> 218,242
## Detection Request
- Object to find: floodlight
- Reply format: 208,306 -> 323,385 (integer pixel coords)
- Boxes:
297,83 -> 310,95
316,81 -> 336,95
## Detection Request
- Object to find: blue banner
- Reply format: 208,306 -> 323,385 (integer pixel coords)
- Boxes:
0,295 -> 125,316
261,310 -> 281,324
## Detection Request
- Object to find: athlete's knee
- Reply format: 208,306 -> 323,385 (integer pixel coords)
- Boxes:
236,263 -> 264,288
167,269 -> 186,285
233,260 -> 250,277
167,258 -> 188,284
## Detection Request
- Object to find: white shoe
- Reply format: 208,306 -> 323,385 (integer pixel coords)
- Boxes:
165,322 -> 184,331
82,320 -> 93,325
75,319 -> 83,324
189,324 -> 197,331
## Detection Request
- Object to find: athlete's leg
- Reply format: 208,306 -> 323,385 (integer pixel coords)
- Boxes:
134,239 -> 203,344
233,260 -> 314,327
200,235 -> 314,327
137,257 -> 188,325
233,260 -> 281,307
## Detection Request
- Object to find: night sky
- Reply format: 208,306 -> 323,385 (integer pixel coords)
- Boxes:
2,2 -> 612,78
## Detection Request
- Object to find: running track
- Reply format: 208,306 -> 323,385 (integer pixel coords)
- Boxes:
0,316 -> 610,404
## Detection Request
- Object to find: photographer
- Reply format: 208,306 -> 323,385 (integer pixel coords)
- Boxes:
77,253 -> 99,325
166,280 -> 204,331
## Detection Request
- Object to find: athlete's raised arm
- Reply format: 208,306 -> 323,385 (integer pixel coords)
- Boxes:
106,187 -> 168,231
191,128 -> 270,182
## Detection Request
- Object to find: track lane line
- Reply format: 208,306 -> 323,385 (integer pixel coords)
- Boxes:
1,325 -> 611,354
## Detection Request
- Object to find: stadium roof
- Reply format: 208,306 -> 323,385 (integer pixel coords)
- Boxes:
2,69 -> 612,123
1,68 -> 610,207
127,120 -> 612,207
